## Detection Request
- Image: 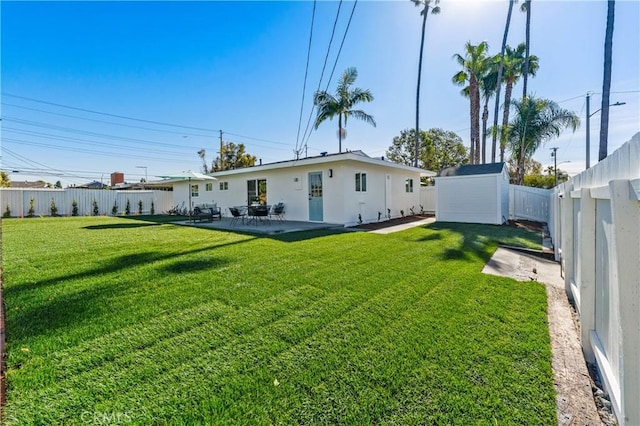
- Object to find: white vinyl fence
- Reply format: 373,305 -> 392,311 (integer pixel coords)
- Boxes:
508,185 -> 550,223
550,137 -> 639,425
0,188 -> 173,217
419,186 -> 436,213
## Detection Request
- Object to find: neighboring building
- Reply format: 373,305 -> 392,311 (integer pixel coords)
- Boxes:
10,181 -> 49,189
435,162 -> 509,225
78,181 -> 109,189
111,172 -> 124,186
170,151 -> 435,226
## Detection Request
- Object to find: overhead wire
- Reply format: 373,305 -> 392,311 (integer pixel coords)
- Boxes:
298,0 -> 344,154
302,0 -> 359,153
294,0 -> 317,156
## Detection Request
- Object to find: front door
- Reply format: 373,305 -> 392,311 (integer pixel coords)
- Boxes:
308,171 -> 323,221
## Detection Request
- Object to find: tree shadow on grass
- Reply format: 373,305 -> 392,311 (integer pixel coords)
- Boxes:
6,251 -> 232,341
424,222 -> 540,263
83,223 -> 161,230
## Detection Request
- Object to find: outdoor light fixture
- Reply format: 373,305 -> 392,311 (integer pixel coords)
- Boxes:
329,169 -> 333,178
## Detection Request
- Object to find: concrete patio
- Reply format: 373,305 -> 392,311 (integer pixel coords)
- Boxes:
172,217 -> 345,235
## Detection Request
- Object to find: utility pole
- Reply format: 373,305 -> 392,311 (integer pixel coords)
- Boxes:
219,130 -> 224,171
585,93 -> 591,169
550,147 -> 559,186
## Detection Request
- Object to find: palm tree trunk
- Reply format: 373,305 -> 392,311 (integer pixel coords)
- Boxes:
415,3 -> 429,168
500,80 -> 514,162
599,0 -> 615,161
491,0 -> 515,163
522,0 -> 532,99
482,100 -> 489,164
471,77 -> 481,165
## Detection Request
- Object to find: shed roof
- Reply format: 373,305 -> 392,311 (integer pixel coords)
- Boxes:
437,162 -> 506,177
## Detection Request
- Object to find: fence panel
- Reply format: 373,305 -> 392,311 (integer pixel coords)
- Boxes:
0,188 -> 173,218
552,135 -> 640,425
419,186 -> 436,213
508,184 -> 551,222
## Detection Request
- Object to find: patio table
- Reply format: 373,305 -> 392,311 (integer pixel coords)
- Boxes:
247,205 -> 271,225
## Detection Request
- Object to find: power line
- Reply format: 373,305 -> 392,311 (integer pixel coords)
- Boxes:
302,0 -> 359,153
1,92 -> 219,132
1,102 -> 214,138
298,1 -> 344,154
295,0 -> 317,155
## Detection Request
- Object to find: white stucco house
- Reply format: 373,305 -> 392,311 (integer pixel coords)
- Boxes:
435,162 -> 509,225
171,151 -> 435,226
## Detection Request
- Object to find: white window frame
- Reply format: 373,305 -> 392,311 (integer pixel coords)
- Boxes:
355,172 -> 367,192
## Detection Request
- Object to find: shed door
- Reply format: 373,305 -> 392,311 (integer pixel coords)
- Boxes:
308,172 -> 323,221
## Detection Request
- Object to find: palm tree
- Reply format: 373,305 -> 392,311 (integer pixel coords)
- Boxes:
452,41 -> 490,164
599,0 -> 615,161
480,66 -> 499,164
197,148 -> 208,173
499,43 -> 539,162
491,0 -> 517,163
411,0 -> 441,167
507,96 -> 579,185
314,67 -> 376,153
521,0 -> 532,99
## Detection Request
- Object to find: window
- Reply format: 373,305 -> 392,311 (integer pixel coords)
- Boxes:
191,184 -> 199,197
219,182 -> 228,191
205,183 -> 213,191
405,178 -> 414,193
355,172 -> 367,192
247,179 -> 267,204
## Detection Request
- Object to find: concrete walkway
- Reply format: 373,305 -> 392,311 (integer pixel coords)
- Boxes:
367,217 -> 436,234
483,248 -> 602,426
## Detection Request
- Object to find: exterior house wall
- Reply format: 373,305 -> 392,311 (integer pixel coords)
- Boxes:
180,156 -> 426,226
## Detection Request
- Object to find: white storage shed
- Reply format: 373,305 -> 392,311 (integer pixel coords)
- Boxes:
435,162 -> 509,225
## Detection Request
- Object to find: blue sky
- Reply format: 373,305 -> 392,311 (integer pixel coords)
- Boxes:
1,0 -> 638,186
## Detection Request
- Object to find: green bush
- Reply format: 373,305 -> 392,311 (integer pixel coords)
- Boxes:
92,199 -> 99,216
125,199 -> 131,215
3,205 -> 11,218
72,199 -> 79,216
50,199 -> 58,217
151,201 -> 155,215
138,200 -> 143,215
27,198 -> 35,218
111,201 -> 118,216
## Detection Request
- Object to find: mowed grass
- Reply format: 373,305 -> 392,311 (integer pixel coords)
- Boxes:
2,216 -> 555,425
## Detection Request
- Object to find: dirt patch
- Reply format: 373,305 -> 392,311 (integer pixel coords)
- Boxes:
506,219 -> 545,233
351,214 -> 434,231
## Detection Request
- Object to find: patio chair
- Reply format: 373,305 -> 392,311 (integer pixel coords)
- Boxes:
249,205 -> 270,225
229,206 -> 246,226
192,206 -> 214,222
269,202 -> 285,222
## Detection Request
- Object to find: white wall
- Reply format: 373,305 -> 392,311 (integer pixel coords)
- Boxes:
419,186 -> 436,213
509,185 -> 551,223
436,174 -> 503,224
0,188 -> 173,217
552,137 -> 639,425
183,160 -> 423,225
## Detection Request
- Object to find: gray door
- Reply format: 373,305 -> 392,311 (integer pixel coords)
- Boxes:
308,172 -> 323,221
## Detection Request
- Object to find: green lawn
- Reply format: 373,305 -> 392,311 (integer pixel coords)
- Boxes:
2,217 -> 555,425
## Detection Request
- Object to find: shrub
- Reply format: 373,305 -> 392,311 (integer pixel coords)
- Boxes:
358,213 -> 363,225
378,212 -> 382,222
27,198 -> 35,218
138,200 -> 143,215
400,209 -> 405,218
92,199 -> 99,216
72,199 -> 79,216
151,201 -> 155,215
111,201 -> 118,216
3,205 -> 11,218
50,199 -> 58,217
125,199 -> 131,215
409,206 -> 415,216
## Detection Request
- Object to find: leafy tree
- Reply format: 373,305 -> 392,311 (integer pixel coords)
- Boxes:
499,43 -> 539,162
72,199 -> 79,216
199,143 -> 258,172
54,180 -> 63,189
492,0 -> 517,163
452,41 -> 490,164
314,67 -> 376,153
213,142 -> 257,172
0,171 -> 11,187
411,0 -> 440,167
598,0 -> 615,161
386,128 -> 468,173
507,96 -> 580,185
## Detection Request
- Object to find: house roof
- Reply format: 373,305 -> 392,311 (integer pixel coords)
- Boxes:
210,150 -> 436,178
10,181 -> 49,188
437,162 -> 506,177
